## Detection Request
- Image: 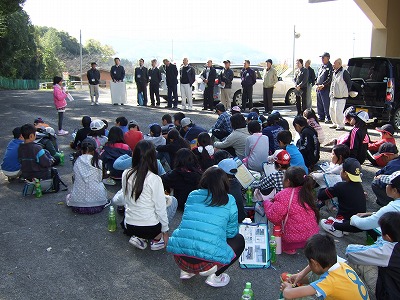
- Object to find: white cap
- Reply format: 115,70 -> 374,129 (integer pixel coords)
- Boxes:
90,119 -> 105,131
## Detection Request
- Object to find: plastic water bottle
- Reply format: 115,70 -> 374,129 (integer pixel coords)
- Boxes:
273,225 -> 282,255
108,206 -> 117,232
246,187 -> 253,206
245,282 -> 254,299
269,235 -> 277,263
241,288 -> 251,300
35,179 -> 42,198
59,151 -> 65,166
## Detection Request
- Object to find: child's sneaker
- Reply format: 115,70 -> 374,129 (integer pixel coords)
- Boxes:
205,273 -> 230,287
199,265 -> 218,277
180,270 -> 196,280
129,236 -> 147,250
58,129 -> 69,136
150,236 -> 165,250
320,219 -> 344,238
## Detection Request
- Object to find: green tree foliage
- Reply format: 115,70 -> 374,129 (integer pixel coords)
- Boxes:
0,0 -> 25,37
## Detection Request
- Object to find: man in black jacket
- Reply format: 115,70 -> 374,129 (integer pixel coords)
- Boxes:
110,57 -> 125,82
134,58 -> 149,106
179,58 -> 196,110
240,60 -> 256,111
163,58 -> 179,109
218,60 -> 234,110
201,60 -> 217,111
110,57 -> 126,105
87,62 -> 100,105
148,59 -> 162,106
316,52 -> 333,123
294,59 -> 309,115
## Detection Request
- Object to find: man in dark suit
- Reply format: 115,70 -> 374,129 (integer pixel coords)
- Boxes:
163,58 -> 179,108
201,60 -> 217,111
148,59 -> 162,106
294,58 -> 309,116
134,58 -> 149,106
110,57 -> 125,82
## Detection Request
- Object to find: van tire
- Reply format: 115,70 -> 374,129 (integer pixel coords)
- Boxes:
285,88 -> 297,105
392,108 -> 400,130
232,90 -> 242,107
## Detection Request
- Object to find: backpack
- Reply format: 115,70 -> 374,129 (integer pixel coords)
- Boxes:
22,168 -> 67,196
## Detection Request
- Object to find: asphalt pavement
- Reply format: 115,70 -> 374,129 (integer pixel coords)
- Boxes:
0,88 -> 390,300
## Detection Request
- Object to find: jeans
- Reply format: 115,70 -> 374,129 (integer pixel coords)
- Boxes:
317,88 -> 331,121
167,84 -> 178,107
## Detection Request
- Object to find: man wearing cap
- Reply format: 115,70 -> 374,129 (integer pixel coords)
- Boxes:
148,59 -> 162,106
368,124 -> 396,153
212,103 -> 233,140
316,52 -> 333,123
329,58 -> 352,130
218,60 -> 234,110
180,117 -> 207,142
134,58 -> 149,106
240,60 -> 256,111
201,60 -> 217,111
163,59 -> 179,109
87,62 -> 100,105
179,58 -> 196,110
263,59 -> 278,114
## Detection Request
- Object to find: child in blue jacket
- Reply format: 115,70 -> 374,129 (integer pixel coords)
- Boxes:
1,127 -> 24,181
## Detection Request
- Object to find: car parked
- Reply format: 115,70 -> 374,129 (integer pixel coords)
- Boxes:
217,65 -> 296,107
346,57 -> 400,129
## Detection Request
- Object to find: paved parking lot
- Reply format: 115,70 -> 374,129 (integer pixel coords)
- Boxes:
0,89 -> 391,299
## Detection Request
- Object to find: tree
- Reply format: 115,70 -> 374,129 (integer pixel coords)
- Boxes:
0,0 -> 25,37
37,27 -> 65,79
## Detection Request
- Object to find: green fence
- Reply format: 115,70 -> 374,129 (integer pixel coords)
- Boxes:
0,76 -> 39,90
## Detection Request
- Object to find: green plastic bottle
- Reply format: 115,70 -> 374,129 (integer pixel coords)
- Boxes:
108,206 -> 117,232
241,288 -> 251,300
269,235 -> 277,263
246,187 -> 253,206
59,151 -> 65,166
35,179 -> 42,198
245,282 -> 254,299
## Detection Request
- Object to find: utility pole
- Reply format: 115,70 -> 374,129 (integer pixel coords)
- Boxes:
292,25 -> 301,76
80,29 -> 83,89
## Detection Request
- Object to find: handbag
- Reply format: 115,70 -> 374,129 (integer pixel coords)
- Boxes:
281,189 -> 295,234
243,134 -> 262,166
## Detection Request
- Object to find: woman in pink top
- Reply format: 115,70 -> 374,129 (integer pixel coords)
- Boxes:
53,76 -> 69,136
264,166 -> 319,254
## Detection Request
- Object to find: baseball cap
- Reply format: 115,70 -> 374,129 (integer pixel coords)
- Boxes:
231,106 -> 241,114
149,123 -> 162,137
343,158 -> 362,182
356,111 -> 369,123
271,110 -> 281,117
81,137 -> 97,149
90,119 -> 106,131
388,171 -> 400,189
45,127 -> 56,137
267,114 -> 279,123
181,117 -> 192,128
376,124 -> 395,136
247,112 -> 259,121
378,142 -> 398,154
223,60 -> 231,64
218,158 -> 238,175
215,102 -> 226,112
319,52 -> 330,58
266,59 -> 273,64
91,62 -> 97,66
128,119 -> 139,126
34,117 -> 45,124
274,150 -> 291,165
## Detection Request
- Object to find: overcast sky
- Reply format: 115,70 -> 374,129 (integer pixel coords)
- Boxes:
23,0 -> 372,66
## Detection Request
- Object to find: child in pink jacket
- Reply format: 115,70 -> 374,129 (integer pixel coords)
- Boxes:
264,166 -> 319,254
53,76 -> 69,136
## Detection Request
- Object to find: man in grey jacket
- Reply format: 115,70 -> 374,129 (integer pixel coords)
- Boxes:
294,59 -> 309,116
263,59 -> 278,114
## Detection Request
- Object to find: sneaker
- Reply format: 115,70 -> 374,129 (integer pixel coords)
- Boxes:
129,236 -> 147,250
57,129 -> 69,136
95,102 -> 99,106
91,102 -> 95,106
320,219 -> 344,238
199,265 -> 218,277
103,178 -> 116,186
329,125 -> 337,129
325,120 -> 333,124
150,236 -> 165,250
205,273 -> 230,287
180,270 -> 196,280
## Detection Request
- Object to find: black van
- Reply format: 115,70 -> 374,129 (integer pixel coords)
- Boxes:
347,57 -> 400,129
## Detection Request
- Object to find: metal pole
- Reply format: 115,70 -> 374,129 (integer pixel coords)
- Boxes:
292,25 -> 296,76
80,29 -> 83,89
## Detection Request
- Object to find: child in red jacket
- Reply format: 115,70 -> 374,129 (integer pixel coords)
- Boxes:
368,124 -> 396,153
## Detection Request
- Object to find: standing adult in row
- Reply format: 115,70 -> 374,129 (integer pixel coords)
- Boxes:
241,60 -> 256,112
316,52 -> 333,123
263,59 -> 278,114
329,58 -> 352,130
305,60 -> 316,109
148,59 -> 162,106
164,58 -> 179,109
294,59 -> 309,116
218,60 -> 234,110
135,58 -> 149,106
180,58 -> 196,110
87,62 -> 100,106
110,57 -> 126,105
201,60 -> 217,111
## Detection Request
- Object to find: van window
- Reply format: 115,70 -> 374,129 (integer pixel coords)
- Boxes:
232,67 -> 242,78
348,60 -> 389,82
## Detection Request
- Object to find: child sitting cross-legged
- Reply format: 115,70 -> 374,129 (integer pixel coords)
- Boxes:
319,158 -> 367,238
281,234 -> 369,300
1,127 -> 24,181
346,211 -> 400,299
